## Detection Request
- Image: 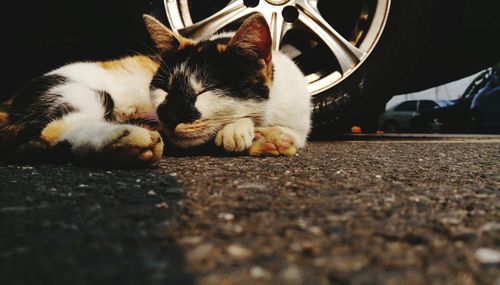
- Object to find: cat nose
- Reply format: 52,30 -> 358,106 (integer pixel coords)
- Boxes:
157,102 -> 200,130
162,113 -> 183,130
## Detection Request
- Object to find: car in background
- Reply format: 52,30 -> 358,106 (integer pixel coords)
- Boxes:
471,69 -> 500,133
378,100 -> 452,133
412,68 -> 500,133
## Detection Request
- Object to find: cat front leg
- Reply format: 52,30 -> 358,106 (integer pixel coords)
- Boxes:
41,113 -> 163,166
248,126 -> 302,157
215,118 -> 255,152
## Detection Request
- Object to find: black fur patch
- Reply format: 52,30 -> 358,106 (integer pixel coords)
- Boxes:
2,75 -> 76,152
97,91 -> 115,121
123,118 -> 161,130
9,75 -> 71,123
158,39 -> 270,101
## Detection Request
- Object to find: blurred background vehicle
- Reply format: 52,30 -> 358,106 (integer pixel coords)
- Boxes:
378,100 -> 453,133
2,0 -> 499,134
411,68 -> 500,133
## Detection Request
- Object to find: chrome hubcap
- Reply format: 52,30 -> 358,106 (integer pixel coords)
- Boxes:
265,0 -> 291,5
164,0 -> 391,96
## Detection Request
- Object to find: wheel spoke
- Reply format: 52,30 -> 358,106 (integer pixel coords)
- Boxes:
177,0 -> 252,40
265,12 -> 291,51
295,0 -> 366,73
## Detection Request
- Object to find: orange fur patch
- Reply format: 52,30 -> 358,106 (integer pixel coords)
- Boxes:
144,15 -> 194,52
133,55 -> 160,74
260,60 -> 274,87
0,112 -> 8,125
41,120 -> 69,146
217,44 -> 228,53
168,76 -> 174,90
228,14 -> 272,64
99,55 -> 160,75
0,123 -> 20,144
178,38 -> 195,49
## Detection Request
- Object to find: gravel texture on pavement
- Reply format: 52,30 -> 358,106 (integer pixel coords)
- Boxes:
1,138 -> 499,285
0,165 -> 194,285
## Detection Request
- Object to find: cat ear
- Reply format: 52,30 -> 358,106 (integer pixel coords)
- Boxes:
143,15 -> 192,52
228,14 -> 272,64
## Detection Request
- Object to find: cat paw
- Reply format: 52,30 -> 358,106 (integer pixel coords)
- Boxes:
248,127 -> 297,157
215,119 -> 255,152
103,126 -> 164,166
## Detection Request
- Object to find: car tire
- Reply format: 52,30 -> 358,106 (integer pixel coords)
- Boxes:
383,121 -> 398,133
312,0 -> 434,134
469,113 -> 483,134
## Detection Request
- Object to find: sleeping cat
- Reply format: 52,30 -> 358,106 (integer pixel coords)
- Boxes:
0,14 -> 311,166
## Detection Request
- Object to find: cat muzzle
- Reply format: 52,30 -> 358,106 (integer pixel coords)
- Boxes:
173,120 -> 210,138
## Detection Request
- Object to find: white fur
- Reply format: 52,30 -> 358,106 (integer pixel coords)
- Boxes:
195,91 -> 266,124
209,31 -> 236,41
49,61 -> 155,118
58,113 -> 126,154
215,118 -> 254,152
264,51 -> 311,147
189,75 -> 204,94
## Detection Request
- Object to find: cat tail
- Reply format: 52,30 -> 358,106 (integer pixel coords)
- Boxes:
0,112 -> 7,127
0,108 -> 51,161
0,98 -> 10,123
0,119 -> 56,162
0,113 -> 20,155
0,98 -> 11,145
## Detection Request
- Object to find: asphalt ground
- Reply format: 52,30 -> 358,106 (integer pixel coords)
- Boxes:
1,135 -> 499,285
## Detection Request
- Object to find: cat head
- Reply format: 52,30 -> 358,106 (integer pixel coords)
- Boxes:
143,14 -> 273,148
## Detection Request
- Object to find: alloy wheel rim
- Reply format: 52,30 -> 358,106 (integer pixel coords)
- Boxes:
164,0 -> 391,96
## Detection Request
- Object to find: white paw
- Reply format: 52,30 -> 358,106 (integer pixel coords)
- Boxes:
215,119 -> 255,152
102,125 -> 164,165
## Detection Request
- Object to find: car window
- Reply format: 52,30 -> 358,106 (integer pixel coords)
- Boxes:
419,100 -> 439,111
394,101 -> 417,112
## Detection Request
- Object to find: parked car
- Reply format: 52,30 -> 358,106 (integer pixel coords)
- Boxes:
2,0 -> 500,133
471,69 -> 500,133
378,100 -> 452,133
412,68 -> 500,133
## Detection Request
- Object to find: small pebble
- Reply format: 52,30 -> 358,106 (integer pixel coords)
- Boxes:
233,225 -> 244,233
147,190 -> 157,196
227,244 -> 253,260
179,236 -> 203,245
475,248 -> 500,264
280,265 -> 303,284
187,244 -> 214,263
480,222 -> 500,232
308,226 -> 322,235
218,212 -> 235,221
250,266 -> 270,279
155,202 -> 169,209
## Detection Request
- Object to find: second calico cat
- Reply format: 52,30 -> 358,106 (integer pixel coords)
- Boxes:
0,14 -> 311,166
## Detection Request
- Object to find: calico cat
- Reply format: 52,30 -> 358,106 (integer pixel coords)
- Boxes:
0,14 -> 311,166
